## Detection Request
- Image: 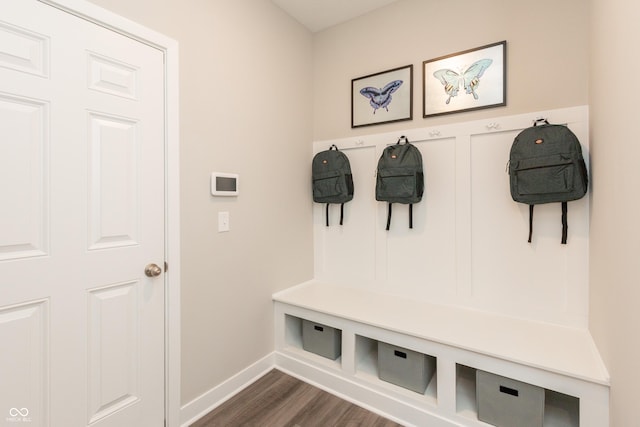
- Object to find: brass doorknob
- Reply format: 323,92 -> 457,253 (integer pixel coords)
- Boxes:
144,263 -> 162,277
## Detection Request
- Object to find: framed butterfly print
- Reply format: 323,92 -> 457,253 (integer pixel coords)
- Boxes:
352,64 -> 413,128
423,41 -> 506,118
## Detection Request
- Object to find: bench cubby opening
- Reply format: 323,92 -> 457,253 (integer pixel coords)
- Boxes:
456,364 -> 580,427
283,314 -> 342,369
354,335 -> 438,405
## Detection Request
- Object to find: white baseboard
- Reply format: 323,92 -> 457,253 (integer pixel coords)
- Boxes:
180,353 -> 276,427
181,351 -> 458,427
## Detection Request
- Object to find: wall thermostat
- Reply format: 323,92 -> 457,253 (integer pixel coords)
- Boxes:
210,172 -> 239,196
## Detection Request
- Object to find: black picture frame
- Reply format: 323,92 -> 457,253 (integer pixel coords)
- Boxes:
352,64 -> 413,128
423,41 -> 506,118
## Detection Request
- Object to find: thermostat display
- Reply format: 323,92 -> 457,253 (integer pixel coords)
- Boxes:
211,172 -> 239,196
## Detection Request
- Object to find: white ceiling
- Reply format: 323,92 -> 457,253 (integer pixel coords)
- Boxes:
272,0 -> 401,33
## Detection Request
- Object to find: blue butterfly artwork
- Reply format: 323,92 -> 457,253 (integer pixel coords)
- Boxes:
359,80 -> 403,114
433,58 -> 493,104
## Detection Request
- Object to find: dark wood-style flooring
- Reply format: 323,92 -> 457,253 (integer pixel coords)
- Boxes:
190,369 -> 404,427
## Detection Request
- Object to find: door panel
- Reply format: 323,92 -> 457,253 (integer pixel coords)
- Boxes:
0,300 -> 49,426
88,112 -> 140,250
0,20 -> 49,77
87,281 -> 140,423
0,1 -> 165,426
87,52 -> 138,100
0,94 -> 49,261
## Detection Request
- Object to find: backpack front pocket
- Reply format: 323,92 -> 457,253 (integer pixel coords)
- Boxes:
513,154 -> 575,196
313,172 -> 341,200
376,168 -> 418,201
313,170 -> 353,203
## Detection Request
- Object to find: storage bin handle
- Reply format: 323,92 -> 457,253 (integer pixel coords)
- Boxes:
394,350 -> 407,359
314,325 -> 324,332
499,385 -> 519,397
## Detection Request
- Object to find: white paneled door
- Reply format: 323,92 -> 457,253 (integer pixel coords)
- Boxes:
0,1 -> 166,426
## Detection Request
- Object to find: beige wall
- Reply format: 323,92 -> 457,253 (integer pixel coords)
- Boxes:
87,0 -> 314,405
313,0 -> 589,141
589,0 -> 640,425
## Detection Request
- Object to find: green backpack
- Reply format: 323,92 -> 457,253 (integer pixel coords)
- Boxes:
508,119 -> 588,244
376,136 -> 424,230
312,145 -> 354,226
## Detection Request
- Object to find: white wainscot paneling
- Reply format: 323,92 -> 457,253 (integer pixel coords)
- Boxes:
312,106 -> 590,328
314,145 -> 378,286
470,130 -> 589,325
384,137 -> 457,302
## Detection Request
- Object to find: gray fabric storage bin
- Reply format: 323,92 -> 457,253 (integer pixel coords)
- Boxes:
476,370 -> 544,427
377,341 -> 436,394
301,319 -> 342,360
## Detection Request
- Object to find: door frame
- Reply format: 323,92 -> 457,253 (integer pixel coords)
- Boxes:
37,0 -> 181,425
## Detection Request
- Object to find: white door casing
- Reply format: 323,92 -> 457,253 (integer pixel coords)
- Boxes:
0,1 -> 180,425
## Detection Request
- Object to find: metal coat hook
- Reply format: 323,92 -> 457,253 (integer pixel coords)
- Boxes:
533,116 -> 549,126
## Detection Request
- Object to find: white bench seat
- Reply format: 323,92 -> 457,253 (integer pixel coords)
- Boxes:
273,281 -> 610,427
274,281 -> 609,385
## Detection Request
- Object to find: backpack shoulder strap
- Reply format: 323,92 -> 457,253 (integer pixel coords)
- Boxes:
409,204 -> 413,229
528,204 -> 534,243
325,203 -> 329,227
386,203 -> 392,231
384,203 -> 414,230
324,202 -> 346,227
561,202 -> 568,244
528,203 -> 569,244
